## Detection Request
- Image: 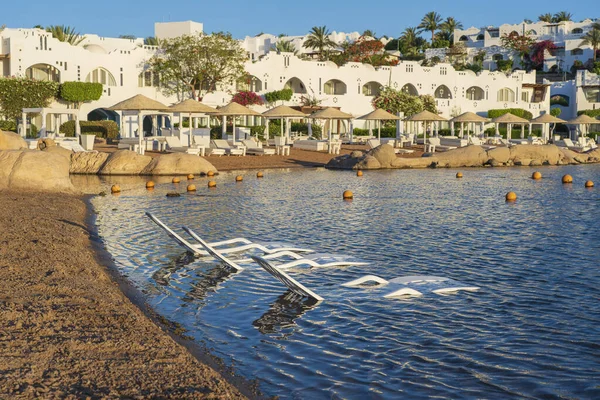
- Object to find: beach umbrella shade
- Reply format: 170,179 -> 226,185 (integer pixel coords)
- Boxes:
567,114 -> 599,140
309,108 -> 354,151
262,105 -> 307,140
491,113 -> 530,141
450,112 -> 490,139
406,110 -> 448,146
166,99 -> 219,143
109,95 -> 169,153
357,109 -> 400,140
214,102 -> 262,141
531,114 -> 566,142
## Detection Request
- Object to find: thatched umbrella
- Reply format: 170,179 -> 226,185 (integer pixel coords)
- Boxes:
214,102 -> 261,142
357,109 -> 400,140
309,107 -> 354,153
405,110 -> 448,145
262,105 -> 307,141
449,112 -> 489,140
567,114 -> 599,141
166,99 -> 218,144
530,114 -> 566,143
491,113 -> 530,141
109,95 -> 168,154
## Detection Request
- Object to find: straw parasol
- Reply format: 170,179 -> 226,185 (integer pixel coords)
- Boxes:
449,112 -> 489,140
262,105 -> 307,140
405,110 -> 448,145
491,113 -> 530,141
109,95 -> 169,153
530,114 -> 566,143
567,114 -> 600,140
166,99 -> 219,144
214,102 -> 262,142
310,107 -> 354,153
357,108 -> 400,140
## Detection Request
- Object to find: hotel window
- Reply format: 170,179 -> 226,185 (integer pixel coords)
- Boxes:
521,91 -> 530,102
440,67 -> 447,76
497,88 -> 515,102
571,48 -> 583,56
86,67 -> 116,86
406,64 -> 413,73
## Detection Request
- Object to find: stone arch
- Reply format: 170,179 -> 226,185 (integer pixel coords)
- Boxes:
25,63 -> 60,82
86,67 -> 116,86
466,86 -> 485,101
459,35 -> 469,42
434,85 -> 452,99
87,108 -> 119,123
284,77 -> 307,94
550,94 -> 570,107
476,33 -> 484,40
572,28 -> 583,34
362,81 -> 383,96
324,79 -> 347,95
401,83 -> 418,96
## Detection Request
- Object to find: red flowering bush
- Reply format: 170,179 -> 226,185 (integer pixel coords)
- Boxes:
231,91 -> 264,106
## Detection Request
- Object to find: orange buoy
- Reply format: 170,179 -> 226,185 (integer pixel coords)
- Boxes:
505,191 -> 517,202
235,175 -> 243,182
111,184 -> 121,194
207,171 -> 215,177
562,174 -> 573,184
456,172 -> 463,179
343,190 -> 353,200
357,170 -> 363,177
172,177 -> 181,184
146,181 -> 155,189
208,180 -> 217,188
187,174 -> 194,180
532,171 -> 542,180
257,171 -> 264,178
187,184 -> 196,192
585,180 -> 594,188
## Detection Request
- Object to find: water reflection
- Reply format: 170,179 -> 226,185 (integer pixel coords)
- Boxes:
253,292 -> 320,335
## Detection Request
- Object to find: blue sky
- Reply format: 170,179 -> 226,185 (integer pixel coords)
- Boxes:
3,0 -> 597,39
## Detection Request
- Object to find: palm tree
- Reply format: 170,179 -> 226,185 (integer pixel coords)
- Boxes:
538,13 -> 553,22
418,11 -> 443,43
45,25 -> 85,46
362,29 -> 377,38
272,40 -> 297,54
144,36 -> 161,46
440,16 -> 463,42
580,23 -> 600,61
553,11 -> 573,23
400,27 -> 420,55
304,26 -> 337,61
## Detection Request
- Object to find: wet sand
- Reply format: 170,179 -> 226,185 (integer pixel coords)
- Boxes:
0,193 -> 247,399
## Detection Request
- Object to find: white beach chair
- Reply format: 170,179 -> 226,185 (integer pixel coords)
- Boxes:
165,136 -> 201,155
242,139 -> 275,155
236,250 -> 368,269
367,139 -> 401,154
469,136 -> 496,150
211,139 -> 245,156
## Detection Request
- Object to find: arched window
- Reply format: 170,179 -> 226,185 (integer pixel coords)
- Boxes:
324,79 -> 347,95
401,83 -> 418,96
509,31 -> 519,36
236,75 -> 262,92
529,30 -> 538,35
476,33 -> 484,41
25,63 -> 60,82
466,86 -> 485,100
497,88 -> 515,102
138,71 -> 160,87
362,81 -> 382,96
284,77 -> 307,94
459,35 -> 468,42
86,67 -> 116,86
572,28 -> 583,34
493,54 -> 504,61
571,48 -> 583,56
550,94 -> 570,107
434,85 -> 452,99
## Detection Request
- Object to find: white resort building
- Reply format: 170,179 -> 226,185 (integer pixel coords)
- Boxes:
0,21 -> 559,136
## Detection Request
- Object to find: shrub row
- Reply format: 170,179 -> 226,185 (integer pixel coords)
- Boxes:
264,88 -> 293,104
353,127 -> 396,137
59,120 -> 119,139
487,108 -> 534,120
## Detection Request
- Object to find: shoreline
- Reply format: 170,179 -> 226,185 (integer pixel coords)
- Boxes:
0,192 -> 255,399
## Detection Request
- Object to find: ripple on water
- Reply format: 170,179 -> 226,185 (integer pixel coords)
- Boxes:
88,166 -> 600,399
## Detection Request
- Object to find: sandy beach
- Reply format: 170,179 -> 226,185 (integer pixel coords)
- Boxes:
0,193 -> 247,399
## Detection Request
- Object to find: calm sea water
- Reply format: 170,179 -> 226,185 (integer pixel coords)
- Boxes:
86,165 -> 600,399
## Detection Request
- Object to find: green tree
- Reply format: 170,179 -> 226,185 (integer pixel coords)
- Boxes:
538,13 -> 553,22
59,82 -> 103,109
552,11 -> 573,22
45,25 -> 85,46
440,17 -> 463,43
372,86 -> 424,116
148,32 -> 247,100
580,23 -> 600,62
304,26 -> 337,61
500,32 -> 535,69
272,40 -> 297,54
418,11 -> 443,43
362,29 -> 377,38
400,27 -> 420,54
0,77 -> 58,121
144,36 -> 160,46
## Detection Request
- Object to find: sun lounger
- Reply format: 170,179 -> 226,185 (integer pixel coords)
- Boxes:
211,139 -> 245,156
237,250 -> 368,269
367,139 -> 402,154
425,137 -> 456,153
557,138 -> 587,152
242,139 -> 275,155
468,136 -> 496,150
251,256 -> 324,301
165,136 -> 202,155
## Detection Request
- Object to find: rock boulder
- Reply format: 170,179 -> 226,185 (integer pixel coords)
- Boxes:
433,146 -> 490,168
141,153 -> 217,175
98,150 -> 152,175
0,130 -> 27,151
71,152 -> 110,174
0,150 -> 76,193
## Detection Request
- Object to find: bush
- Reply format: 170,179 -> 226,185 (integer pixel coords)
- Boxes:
353,127 -> 396,137
550,108 -> 562,117
231,91 -> 264,106
487,108 -> 533,120
484,127 -> 541,138
0,77 -> 59,120
59,120 -> 119,139
264,88 -> 293,104
577,109 -> 600,118
0,120 -> 39,138
59,82 -> 103,107
496,59 -> 513,72
290,122 -> 321,137
550,95 -> 569,107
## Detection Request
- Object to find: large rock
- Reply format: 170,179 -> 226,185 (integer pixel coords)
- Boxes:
141,153 -> 217,175
391,156 -> 435,169
432,145 -> 490,168
71,151 -> 110,174
0,130 -> 27,150
98,150 -> 152,175
487,147 -> 511,164
42,144 -> 73,160
509,144 -> 564,165
326,150 -> 365,169
355,155 -> 382,170
0,150 -> 76,193
368,144 -> 397,168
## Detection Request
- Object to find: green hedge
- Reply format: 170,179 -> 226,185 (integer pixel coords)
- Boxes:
59,82 -> 103,106
487,108 -> 533,120
0,120 -> 39,138
353,127 -> 396,137
577,110 -> 600,118
59,120 -> 119,139
484,127 -> 542,138
264,88 -> 293,103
